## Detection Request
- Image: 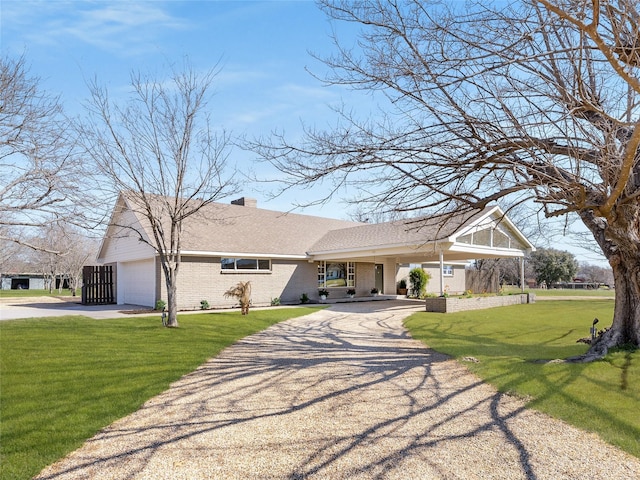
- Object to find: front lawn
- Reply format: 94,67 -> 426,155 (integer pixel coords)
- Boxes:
0,307 -> 322,480
0,289 -> 73,298
511,287 -> 615,298
404,300 -> 639,458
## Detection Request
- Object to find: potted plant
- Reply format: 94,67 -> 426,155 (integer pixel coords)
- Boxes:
346,288 -> 356,298
397,279 -> 408,296
370,287 -> 379,296
318,288 -> 329,300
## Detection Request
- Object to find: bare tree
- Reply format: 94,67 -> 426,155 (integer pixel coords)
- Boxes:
469,258 -> 525,287
578,262 -> 614,286
55,226 -> 99,296
78,64 -> 236,327
31,227 -> 66,293
0,54 -> 84,252
248,0 -> 640,360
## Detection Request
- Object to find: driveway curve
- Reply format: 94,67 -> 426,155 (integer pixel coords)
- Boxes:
36,300 -> 639,480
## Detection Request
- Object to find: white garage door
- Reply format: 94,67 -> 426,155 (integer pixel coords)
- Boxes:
119,259 -> 156,307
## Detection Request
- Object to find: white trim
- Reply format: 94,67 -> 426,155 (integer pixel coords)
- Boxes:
448,206 -> 535,251
448,243 -> 528,257
179,250 -> 309,260
310,241 -> 452,260
439,251 -> 445,296
309,242 -> 433,256
423,260 -> 468,266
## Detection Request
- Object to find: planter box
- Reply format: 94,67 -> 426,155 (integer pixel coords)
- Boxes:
425,293 -> 535,313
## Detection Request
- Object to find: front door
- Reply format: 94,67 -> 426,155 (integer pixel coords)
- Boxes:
375,264 -> 384,294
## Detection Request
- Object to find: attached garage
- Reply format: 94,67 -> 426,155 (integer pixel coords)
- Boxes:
118,259 -> 156,307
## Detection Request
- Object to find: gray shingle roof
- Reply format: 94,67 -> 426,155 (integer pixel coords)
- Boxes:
121,192 -> 498,258
176,201 -> 362,256
308,208 -> 493,254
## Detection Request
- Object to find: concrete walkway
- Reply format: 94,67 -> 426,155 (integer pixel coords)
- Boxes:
0,296 -> 158,321
34,301 -> 640,479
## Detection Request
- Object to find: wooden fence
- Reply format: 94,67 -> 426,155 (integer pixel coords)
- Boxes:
465,269 -> 500,294
81,265 -> 115,305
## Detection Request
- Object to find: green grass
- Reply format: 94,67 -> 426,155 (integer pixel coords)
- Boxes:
504,287 -> 615,297
404,300 -> 639,458
0,289 -> 73,298
0,307 -> 323,480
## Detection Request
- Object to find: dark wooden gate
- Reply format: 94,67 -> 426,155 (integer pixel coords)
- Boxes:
82,265 -> 115,305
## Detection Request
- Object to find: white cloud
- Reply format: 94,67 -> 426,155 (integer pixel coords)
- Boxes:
3,1 -> 187,56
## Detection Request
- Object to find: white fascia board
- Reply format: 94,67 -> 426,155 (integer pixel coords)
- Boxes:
448,243 -> 526,257
422,260 -> 469,266
446,206 -> 500,241
447,206 -> 535,250
309,241 -> 450,261
97,193 -> 128,261
179,250 -> 309,260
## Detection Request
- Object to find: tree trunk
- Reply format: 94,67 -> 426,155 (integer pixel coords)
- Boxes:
602,256 -> 640,345
570,252 -> 640,362
569,209 -> 640,362
164,264 -> 179,328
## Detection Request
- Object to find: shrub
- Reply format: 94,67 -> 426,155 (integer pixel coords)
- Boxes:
155,300 -> 166,311
318,289 -> 329,297
200,300 -> 210,310
270,297 -> 281,306
409,268 -> 430,297
347,288 -> 356,295
370,287 -> 379,294
300,293 -> 309,304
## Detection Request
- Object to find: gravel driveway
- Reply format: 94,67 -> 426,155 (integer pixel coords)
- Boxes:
35,300 -> 640,479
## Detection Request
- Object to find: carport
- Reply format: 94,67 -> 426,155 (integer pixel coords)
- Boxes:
308,205 -> 535,295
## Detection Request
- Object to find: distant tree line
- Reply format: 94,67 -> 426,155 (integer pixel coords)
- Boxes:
468,248 -> 613,289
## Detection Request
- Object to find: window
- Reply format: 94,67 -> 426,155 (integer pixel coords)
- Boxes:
318,261 -> 355,287
458,227 -> 516,248
442,265 -> 454,276
493,229 -> 510,248
458,233 -> 472,244
221,258 -> 271,271
317,261 -> 326,287
474,228 -> 491,246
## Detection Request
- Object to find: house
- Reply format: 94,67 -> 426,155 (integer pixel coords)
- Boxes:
0,273 -> 46,290
96,193 -> 535,309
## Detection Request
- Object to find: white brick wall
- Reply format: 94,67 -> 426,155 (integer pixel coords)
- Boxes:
159,257 -> 319,309
158,258 -> 378,310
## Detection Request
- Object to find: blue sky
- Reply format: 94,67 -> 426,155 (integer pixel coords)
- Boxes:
2,0 -> 363,211
1,0 -> 609,266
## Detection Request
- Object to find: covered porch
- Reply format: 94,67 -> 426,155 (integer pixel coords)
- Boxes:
308,206 -> 535,296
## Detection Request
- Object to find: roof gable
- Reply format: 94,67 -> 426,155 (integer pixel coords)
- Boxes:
100,193 -> 362,259
97,194 -> 156,262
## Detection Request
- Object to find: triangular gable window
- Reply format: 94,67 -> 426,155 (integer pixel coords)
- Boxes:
457,226 -> 525,249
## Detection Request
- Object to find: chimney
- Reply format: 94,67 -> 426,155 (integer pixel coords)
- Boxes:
231,197 -> 257,208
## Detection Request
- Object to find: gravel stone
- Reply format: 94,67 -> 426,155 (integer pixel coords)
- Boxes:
35,300 -> 640,479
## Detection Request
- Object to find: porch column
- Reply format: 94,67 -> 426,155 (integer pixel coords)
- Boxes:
520,256 -> 525,292
383,257 -> 396,295
439,251 -> 445,296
